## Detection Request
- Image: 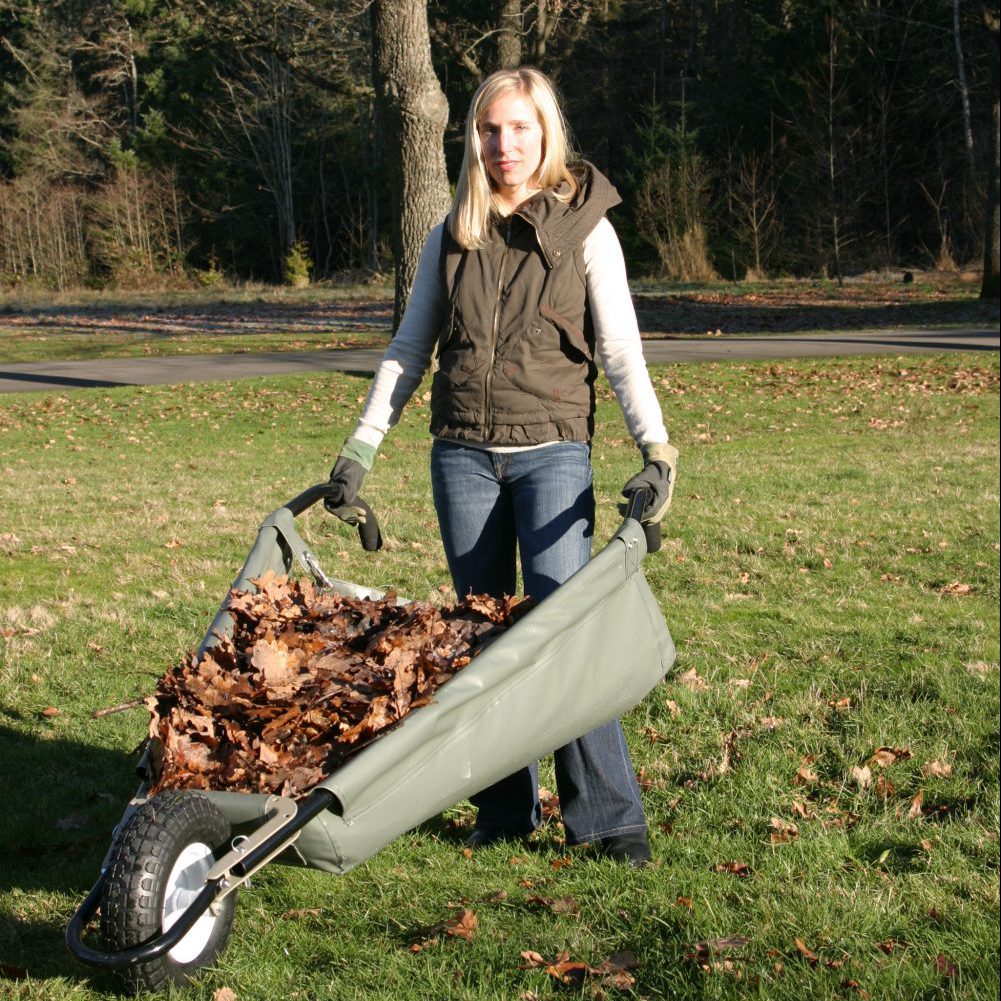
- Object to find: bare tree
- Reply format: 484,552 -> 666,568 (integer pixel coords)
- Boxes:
217,51 -> 298,267
981,3 -> 999,298
953,0 -> 976,180
371,0 -> 452,329
732,149 -> 780,279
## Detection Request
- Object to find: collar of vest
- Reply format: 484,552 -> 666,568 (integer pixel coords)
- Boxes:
511,160 -> 622,268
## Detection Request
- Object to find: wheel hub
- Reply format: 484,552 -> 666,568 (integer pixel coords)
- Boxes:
161,841 -> 217,964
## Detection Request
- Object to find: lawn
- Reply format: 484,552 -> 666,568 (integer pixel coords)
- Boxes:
0,351 -> 998,1000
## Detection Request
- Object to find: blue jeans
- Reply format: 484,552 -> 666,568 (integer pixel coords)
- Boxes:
430,439 -> 648,844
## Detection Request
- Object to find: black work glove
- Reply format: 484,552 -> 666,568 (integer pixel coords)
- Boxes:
621,442 -> 678,524
324,437 -> 376,525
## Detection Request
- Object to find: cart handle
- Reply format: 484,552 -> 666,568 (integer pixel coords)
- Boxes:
284,482 -> 382,551
623,487 -> 662,554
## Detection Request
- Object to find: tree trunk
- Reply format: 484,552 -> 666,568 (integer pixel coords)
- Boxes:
497,0 -> 523,68
953,0 -> 976,179
371,0 -> 452,330
981,6 -> 1000,299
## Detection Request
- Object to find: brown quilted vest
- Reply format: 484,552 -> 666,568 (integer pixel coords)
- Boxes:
430,162 -> 621,446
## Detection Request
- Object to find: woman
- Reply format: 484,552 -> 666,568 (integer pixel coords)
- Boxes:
324,67 -> 677,867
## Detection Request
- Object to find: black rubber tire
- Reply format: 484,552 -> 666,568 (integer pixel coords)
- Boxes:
98,791 -> 238,993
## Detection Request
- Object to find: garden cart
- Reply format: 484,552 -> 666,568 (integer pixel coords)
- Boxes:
66,482 -> 675,992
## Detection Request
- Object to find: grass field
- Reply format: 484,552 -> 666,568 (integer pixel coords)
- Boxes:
0,350 -> 998,1000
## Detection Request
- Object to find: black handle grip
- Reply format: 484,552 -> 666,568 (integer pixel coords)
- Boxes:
353,498 -> 383,552
623,487 -> 662,554
284,483 -> 383,551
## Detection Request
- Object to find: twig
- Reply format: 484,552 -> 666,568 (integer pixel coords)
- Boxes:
92,698 -> 144,719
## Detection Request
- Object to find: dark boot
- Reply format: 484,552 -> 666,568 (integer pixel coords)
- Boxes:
598,833 -> 652,868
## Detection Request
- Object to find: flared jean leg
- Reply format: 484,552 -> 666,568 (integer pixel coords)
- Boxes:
553,720 -> 648,844
430,439 -> 647,840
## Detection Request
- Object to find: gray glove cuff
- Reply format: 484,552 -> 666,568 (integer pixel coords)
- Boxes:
640,441 -> 678,469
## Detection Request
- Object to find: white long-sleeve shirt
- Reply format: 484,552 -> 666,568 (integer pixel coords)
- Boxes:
350,218 -> 668,451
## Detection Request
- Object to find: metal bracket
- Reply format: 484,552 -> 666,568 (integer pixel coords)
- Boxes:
300,548 -> 333,589
205,795 -> 299,898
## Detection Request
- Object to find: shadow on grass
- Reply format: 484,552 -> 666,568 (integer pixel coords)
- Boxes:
0,720 -> 139,893
0,370 -> 133,389
4,293 -> 998,339
0,720 -> 142,988
633,295 -> 999,335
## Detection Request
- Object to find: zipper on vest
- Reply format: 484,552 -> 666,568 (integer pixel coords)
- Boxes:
484,220 -> 513,440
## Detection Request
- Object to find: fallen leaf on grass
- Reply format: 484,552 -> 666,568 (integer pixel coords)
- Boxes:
538,786 -> 561,820
841,978 -> 870,997
40,706 -> 59,718
794,756 -> 818,785
688,936 -> 751,962
635,765 -> 658,790
875,774 -> 896,798
591,951 -> 639,990
907,788 -> 924,819
714,861 -> 752,877
213,988 -> 238,1001
544,954 -> 589,988
851,765 -> 873,789
522,949 -> 638,991
870,746 -> 912,767
281,907 -> 322,920
921,759 -> 952,779
443,908 -> 478,941
770,817 -> 799,842
940,581 -> 971,595
678,667 -> 708,691
935,954 -> 958,978
410,908 -> 478,950
795,938 -> 819,965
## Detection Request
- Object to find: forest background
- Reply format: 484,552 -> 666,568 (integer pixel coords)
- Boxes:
1,0 -> 999,305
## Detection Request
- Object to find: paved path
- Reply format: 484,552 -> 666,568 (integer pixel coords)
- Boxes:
0,327 -> 996,395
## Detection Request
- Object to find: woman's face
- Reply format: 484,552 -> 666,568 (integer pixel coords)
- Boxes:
478,91 -> 544,209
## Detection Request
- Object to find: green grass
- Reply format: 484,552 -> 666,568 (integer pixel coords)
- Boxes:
1,353 -> 998,1000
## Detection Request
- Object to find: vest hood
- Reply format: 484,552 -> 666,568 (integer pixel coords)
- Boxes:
515,161 -> 621,267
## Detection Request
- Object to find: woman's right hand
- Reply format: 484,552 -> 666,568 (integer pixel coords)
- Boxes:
324,437 -> 375,525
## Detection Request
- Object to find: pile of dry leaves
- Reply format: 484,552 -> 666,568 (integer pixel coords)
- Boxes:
145,572 -> 529,797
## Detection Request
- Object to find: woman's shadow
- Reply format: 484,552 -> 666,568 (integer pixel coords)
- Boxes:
0,716 -> 140,988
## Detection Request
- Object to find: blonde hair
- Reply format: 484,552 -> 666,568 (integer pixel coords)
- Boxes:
449,67 -> 578,249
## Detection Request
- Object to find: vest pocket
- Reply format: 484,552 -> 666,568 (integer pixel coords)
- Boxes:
539,305 -> 593,362
501,313 -> 592,409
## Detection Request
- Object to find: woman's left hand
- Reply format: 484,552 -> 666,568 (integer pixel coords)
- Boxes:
621,443 -> 678,524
